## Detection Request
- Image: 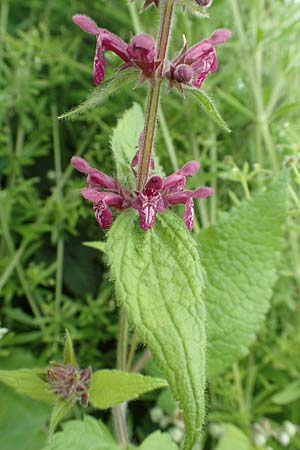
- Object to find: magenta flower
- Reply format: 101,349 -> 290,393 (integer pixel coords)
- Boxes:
165,29 -> 231,92
71,155 -> 213,232
133,161 -> 214,231
73,14 -> 158,86
71,156 -> 133,230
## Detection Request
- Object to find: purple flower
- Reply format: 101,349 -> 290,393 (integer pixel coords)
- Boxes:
165,29 -> 231,92
133,161 -> 214,231
71,156 -> 132,230
71,155 -> 213,232
73,14 -> 158,85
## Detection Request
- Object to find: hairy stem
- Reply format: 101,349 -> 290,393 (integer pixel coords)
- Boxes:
113,308 -> 129,448
128,2 -> 179,172
136,0 -> 175,191
52,103 -> 65,345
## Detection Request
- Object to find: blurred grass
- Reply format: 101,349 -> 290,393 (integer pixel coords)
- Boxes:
0,0 -> 300,449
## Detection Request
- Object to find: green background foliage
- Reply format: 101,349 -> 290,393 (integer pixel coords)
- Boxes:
1,0 -> 300,449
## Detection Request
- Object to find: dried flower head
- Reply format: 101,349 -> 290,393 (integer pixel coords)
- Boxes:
47,363 -> 92,407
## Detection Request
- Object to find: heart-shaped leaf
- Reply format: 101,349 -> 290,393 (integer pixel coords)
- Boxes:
107,210 -> 207,450
198,173 -> 288,376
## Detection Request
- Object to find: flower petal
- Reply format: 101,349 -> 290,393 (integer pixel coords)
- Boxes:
177,161 -> 200,177
94,35 -> 106,85
73,15 -> 100,35
162,173 -> 186,192
184,198 -> 194,231
144,176 -> 163,194
80,189 -> 105,203
100,30 -> 129,62
89,169 -> 120,190
94,204 -> 113,230
208,29 -> 232,45
133,192 -> 164,230
71,156 -> 91,174
127,34 -> 156,63
193,187 -> 215,198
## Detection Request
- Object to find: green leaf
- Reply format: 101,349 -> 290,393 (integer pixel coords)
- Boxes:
0,351 -> 51,448
43,415 -> 119,450
186,89 -> 231,132
48,400 -> 73,438
107,210 -> 207,450
157,388 -> 177,416
214,424 -> 254,450
89,369 -> 167,409
0,387 -> 50,450
58,69 -> 139,120
63,329 -> 78,367
271,380 -> 300,405
110,102 -> 144,187
198,174 -> 289,376
139,431 -> 178,450
110,103 -> 164,189
83,241 -> 107,253
0,368 -> 56,402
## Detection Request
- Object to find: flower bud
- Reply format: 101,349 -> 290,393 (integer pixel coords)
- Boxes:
71,156 -> 91,174
174,64 -> 194,83
127,34 -> 156,62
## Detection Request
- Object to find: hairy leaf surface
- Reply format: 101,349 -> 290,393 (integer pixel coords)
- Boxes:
139,431 -> 178,450
58,69 -> 139,120
199,174 -> 288,376
43,415 -> 118,450
0,368 -> 55,402
187,89 -> 231,132
89,370 -> 167,409
48,400 -> 73,438
110,103 -> 163,188
110,103 -> 144,187
107,210 -> 206,450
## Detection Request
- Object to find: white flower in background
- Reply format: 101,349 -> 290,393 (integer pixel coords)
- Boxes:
253,433 -> 267,447
150,406 -> 164,423
169,426 -> 184,444
283,420 -> 297,438
0,327 -> 8,340
277,431 -> 290,446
